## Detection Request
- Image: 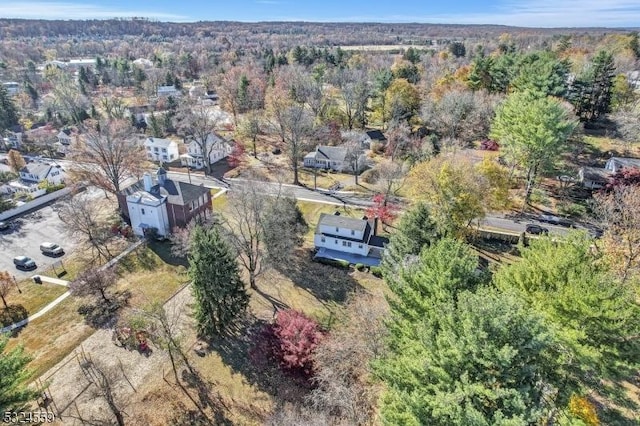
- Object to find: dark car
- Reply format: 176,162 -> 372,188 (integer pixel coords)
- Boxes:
525,224 -> 549,235
0,221 -> 10,231
13,256 -> 37,271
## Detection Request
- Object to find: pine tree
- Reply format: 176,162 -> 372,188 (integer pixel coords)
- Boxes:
568,50 -> 616,122
0,337 -> 39,412
381,202 -> 440,276
188,225 -> 249,337
0,84 -> 19,134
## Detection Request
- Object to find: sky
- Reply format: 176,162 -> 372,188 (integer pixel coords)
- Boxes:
0,0 -> 639,28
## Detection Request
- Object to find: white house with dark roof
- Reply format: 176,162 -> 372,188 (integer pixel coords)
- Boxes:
303,145 -> 367,173
180,133 -> 231,169
313,212 -> 388,266
144,137 -> 179,163
19,163 -> 65,185
57,129 -> 72,145
157,85 -> 180,98
579,156 -> 640,189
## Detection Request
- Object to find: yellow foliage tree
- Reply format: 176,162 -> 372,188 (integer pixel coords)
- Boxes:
475,157 -> 511,210
568,395 -> 599,426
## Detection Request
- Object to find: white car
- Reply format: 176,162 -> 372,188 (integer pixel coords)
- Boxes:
539,214 -> 560,224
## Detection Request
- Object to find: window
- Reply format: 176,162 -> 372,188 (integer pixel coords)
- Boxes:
358,244 -> 363,249
141,208 -> 145,215
146,146 -> 151,151
154,147 -> 159,152
351,230 -> 355,236
335,239 -> 338,244
162,148 -> 167,153
336,227 -> 339,232
347,242 -> 352,247
342,241 -> 347,247
320,237 -> 325,243
162,155 -> 168,160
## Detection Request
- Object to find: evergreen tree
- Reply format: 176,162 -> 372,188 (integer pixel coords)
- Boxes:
511,52 -> 570,98
381,202 -> 440,277
0,337 -> 39,412
188,225 -> 249,336
568,50 -> 616,122
0,84 -> 19,134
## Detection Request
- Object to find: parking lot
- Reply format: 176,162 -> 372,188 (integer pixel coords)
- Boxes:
0,203 -> 79,278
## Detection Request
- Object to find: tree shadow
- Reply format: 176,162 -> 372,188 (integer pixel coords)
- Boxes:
0,304 -> 28,328
206,316 -> 310,404
77,290 -> 131,329
273,250 -> 362,306
180,369 -> 233,425
147,240 -> 188,268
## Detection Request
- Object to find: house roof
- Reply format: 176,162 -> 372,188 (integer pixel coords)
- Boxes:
580,166 -> 610,183
122,176 -> 209,207
316,213 -> 368,233
20,163 -> 56,179
313,146 -> 348,163
609,157 -> 640,169
145,137 -> 175,149
365,129 -> 386,141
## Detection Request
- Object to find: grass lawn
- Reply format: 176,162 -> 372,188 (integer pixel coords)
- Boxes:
0,281 -> 67,327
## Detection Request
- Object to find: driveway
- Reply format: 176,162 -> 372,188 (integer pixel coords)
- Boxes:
0,204 -> 78,278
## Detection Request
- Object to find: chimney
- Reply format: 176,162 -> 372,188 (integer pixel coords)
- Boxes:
156,167 -> 167,186
143,173 -> 153,192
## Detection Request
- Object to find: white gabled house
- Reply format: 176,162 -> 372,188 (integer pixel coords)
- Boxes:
19,162 -> 65,185
578,156 -> 640,189
303,145 -> 367,173
180,133 -> 231,169
144,137 -> 179,163
157,85 -> 180,98
313,212 -> 389,266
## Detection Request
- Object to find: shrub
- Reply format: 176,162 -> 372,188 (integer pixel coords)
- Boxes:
370,266 -> 383,278
360,167 -> 379,185
315,257 -> 350,269
479,139 -> 500,151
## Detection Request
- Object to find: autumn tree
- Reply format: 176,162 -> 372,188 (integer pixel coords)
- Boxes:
490,90 -> 577,207
408,156 -> 490,237
70,119 -> 144,195
385,78 -> 420,123
331,67 -> 370,130
218,64 -> 266,126
70,267 -> 118,305
6,149 -> 25,173
371,68 -> 394,129
374,159 -> 408,204
188,224 -> 248,336
237,110 -> 262,158
44,69 -> 90,124
0,337 -> 38,412
0,271 -> 14,308
278,105 -> 314,185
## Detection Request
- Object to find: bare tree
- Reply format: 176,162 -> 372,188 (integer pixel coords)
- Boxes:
100,96 -> 127,120
44,69 -> 90,124
342,136 -> 365,185
375,159 -> 408,203
77,352 -> 126,426
69,119 -> 144,195
594,185 -> 640,282
612,102 -> 640,153
0,271 -> 13,308
70,267 -> 118,304
174,100 -> 225,175
237,111 -> 262,158
217,63 -> 266,126
55,194 -> 115,262
332,68 -> 370,130
384,120 -> 412,161
279,105 -> 314,186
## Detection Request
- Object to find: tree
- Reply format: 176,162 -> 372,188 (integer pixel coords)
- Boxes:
0,336 -> 38,412
44,69 -> 89,124
332,68 -> 370,130
227,141 -> 245,168
381,202 -> 440,276
278,105 -> 314,185
6,149 -> 25,173
174,100 -> 225,175
408,156 -> 490,237
77,352 -> 126,426
70,267 -> 118,304
374,159 -> 407,204
237,111 -> 262,158
375,286 -> 555,425
612,103 -> 640,148
510,51 -> 570,98
594,185 -> 640,281
0,84 -> 19,135
365,193 -> 398,226
260,195 -> 308,265
494,233 -> 640,408
448,41 -> 466,58
605,166 -> 640,189
385,78 -> 420,123
0,271 -> 14,308
371,69 -> 394,129
188,224 -> 248,337
70,119 -> 144,195
475,157 -> 511,210
490,90 -> 577,207
568,51 -> 616,122
218,64 -> 266,126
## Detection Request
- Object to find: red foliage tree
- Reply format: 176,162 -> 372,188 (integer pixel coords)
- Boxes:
480,139 -> 500,151
252,309 -> 323,379
605,167 -> 640,191
366,193 -> 398,225
227,141 -> 245,168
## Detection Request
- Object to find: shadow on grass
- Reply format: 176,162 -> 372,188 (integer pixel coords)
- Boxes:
0,304 -> 28,328
77,290 -> 131,329
206,316 -> 310,404
273,250 -> 362,306
148,240 -> 189,268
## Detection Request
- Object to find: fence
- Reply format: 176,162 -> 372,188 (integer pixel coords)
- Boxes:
0,187 -> 73,221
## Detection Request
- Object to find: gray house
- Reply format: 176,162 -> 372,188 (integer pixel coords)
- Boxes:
303,145 -> 367,173
578,157 -> 640,189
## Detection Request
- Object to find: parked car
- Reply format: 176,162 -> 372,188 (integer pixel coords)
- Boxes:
13,256 -> 37,271
538,214 -> 560,224
40,242 -> 64,256
525,224 -> 549,235
0,221 -> 10,231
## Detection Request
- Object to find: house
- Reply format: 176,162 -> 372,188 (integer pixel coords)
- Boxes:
180,133 -> 231,169
157,85 -> 180,98
365,129 -> 387,145
144,137 -> 179,163
313,213 -> 389,266
578,156 -> 640,189
2,82 -> 20,96
117,168 -> 212,237
303,145 -> 367,173
19,162 -> 65,186
57,129 -> 72,145
342,130 -> 372,149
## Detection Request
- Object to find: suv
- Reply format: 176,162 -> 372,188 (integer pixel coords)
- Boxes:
13,256 -> 37,271
525,224 -> 549,235
0,221 -> 10,231
40,242 -> 64,256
